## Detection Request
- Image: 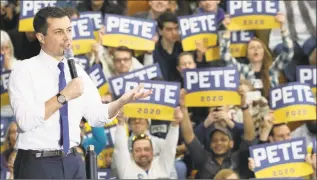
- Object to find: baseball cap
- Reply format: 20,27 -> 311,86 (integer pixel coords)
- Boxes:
209,125 -> 233,140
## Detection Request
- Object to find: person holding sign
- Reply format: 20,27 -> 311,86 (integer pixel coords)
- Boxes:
114,108 -> 183,179
306,151 -> 317,179
220,12 -> 293,98
8,7 -> 152,179
179,86 -> 257,179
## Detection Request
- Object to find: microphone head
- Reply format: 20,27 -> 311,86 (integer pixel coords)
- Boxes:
64,48 -> 74,59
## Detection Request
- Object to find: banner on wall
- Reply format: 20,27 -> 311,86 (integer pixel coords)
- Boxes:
226,0 -> 280,30
102,14 -> 157,51
249,137 -> 313,178
296,66 -> 316,95
269,82 -> 316,123
19,1 -> 57,32
178,13 -> 218,51
205,31 -> 255,61
88,64 -> 109,96
184,67 -> 240,107
108,63 -> 162,99
0,70 -> 11,107
120,80 -> 180,121
71,17 -> 96,55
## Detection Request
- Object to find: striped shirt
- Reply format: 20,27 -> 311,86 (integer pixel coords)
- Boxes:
220,30 -> 294,88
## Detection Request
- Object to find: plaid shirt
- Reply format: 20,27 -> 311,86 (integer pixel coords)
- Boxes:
220,30 -> 294,87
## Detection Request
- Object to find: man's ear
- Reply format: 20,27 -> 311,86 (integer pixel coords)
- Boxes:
36,32 -> 45,44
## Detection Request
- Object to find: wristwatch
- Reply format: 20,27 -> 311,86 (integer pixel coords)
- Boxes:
57,93 -> 67,105
241,104 -> 249,111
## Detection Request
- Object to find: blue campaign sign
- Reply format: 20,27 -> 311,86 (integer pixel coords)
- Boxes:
74,55 -> 90,72
183,67 -> 240,106
226,0 -> 279,30
250,137 -> 313,178
104,124 -> 116,149
178,13 -> 218,51
72,17 -> 94,40
103,14 -> 157,50
97,168 -> 116,179
0,54 -> 4,71
88,64 -> 107,89
109,63 -> 162,99
1,70 -> 11,106
296,66 -> 316,94
122,80 -> 180,121
231,30 -> 255,43
80,12 -> 103,31
269,82 -> 316,123
19,1 -> 57,31
0,117 -> 11,145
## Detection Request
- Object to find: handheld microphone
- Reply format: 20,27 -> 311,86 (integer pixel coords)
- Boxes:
64,48 -> 78,79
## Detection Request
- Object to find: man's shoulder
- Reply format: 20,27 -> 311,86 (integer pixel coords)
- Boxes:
12,56 -> 39,71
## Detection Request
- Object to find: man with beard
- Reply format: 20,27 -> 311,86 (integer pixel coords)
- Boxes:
179,86 -> 257,179
113,108 -> 183,179
291,120 -> 317,145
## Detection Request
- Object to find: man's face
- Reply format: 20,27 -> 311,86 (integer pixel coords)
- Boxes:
39,16 -> 72,57
132,139 -> 154,168
149,0 -> 169,14
270,124 -> 291,142
199,0 -> 220,12
129,118 -> 149,136
177,54 -> 197,75
113,50 -> 132,74
210,131 -> 233,156
160,22 -> 179,44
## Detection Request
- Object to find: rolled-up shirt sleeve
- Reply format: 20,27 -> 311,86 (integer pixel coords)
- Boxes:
80,65 -> 114,127
8,62 -> 46,132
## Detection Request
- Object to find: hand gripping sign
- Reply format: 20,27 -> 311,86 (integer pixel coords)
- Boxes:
296,66 -> 316,96
227,0 -> 280,30
184,67 -> 241,107
19,0 -> 57,32
71,17 -> 96,55
0,70 -> 11,107
103,14 -> 157,51
205,31 -> 255,61
121,80 -> 180,121
269,82 -> 316,123
109,63 -> 163,100
88,64 -> 109,96
178,13 -> 218,51
249,137 -> 313,178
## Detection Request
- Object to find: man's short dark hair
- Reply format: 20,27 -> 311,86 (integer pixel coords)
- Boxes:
177,52 -> 194,66
114,46 -> 133,57
157,12 -> 178,30
33,7 -> 70,35
269,123 -> 287,137
64,7 -> 79,18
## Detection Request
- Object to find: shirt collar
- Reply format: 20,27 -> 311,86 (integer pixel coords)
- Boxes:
38,49 -> 66,69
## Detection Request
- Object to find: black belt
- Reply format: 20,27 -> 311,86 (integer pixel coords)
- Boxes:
20,147 -> 78,158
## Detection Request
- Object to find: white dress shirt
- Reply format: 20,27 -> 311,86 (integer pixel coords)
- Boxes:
114,124 -> 179,179
8,50 -> 112,150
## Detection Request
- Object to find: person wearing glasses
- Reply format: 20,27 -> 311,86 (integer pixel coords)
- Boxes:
114,108 -> 183,179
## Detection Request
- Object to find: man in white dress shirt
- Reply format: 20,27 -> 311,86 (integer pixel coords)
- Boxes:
8,7 -> 151,179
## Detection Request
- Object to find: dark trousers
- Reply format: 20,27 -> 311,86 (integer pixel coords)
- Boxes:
14,149 -> 86,179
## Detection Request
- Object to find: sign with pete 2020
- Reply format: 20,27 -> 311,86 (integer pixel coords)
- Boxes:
121,80 -> 180,121
79,11 -> 103,40
270,82 -> 316,123
88,64 -> 109,96
19,1 -> 57,31
108,63 -> 162,99
103,14 -> 157,51
184,67 -> 240,107
205,31 -> 255,61
296,66 -> 316,96
178,13 -> 218,51
1,70 -> 11,107
250,137 -> 313,178
227,0 -> 280,30
71,17 -> 96,55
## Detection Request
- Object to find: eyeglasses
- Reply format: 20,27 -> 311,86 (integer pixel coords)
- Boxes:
114,57 -> 131,63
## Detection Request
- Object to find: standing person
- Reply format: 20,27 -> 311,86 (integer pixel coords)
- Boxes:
8,7 -> 151,179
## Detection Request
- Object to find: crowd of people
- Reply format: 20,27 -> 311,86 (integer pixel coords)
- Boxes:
0,0 -> 316,179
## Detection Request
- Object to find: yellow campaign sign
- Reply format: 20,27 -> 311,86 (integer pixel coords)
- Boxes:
19,1 -> 57,32
71,18 -> 96,55
102,14 -> 157,51
270,82 -> 316,124
178,13 -> 218,51
184,67 -> 241,107
88,64 -> 109,96
121,80 -> 180,121
1,71 -> 11,107
226,0 -> 280,30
